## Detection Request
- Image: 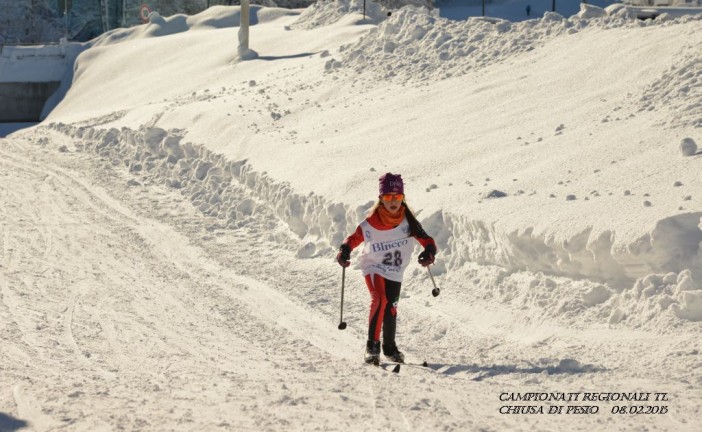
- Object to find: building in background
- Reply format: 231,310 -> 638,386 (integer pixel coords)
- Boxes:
0,0 -> 318,44
622,0 -> 700,5
2,0 -> 436,44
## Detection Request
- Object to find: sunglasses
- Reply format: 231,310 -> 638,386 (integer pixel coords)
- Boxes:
381,193 -> 405,202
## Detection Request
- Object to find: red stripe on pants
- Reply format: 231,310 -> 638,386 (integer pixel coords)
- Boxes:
365,273 -> 387,342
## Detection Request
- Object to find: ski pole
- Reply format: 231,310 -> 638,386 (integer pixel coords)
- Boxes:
427,266 -> 440,297
338,267 -> 347,330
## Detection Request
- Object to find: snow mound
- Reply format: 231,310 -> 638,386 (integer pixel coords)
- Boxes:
38,119 -> 702,325
432,211 -> 702,291
381,0 -> 434,11
480,269 -> 617,322
452,259 -> 702,329
290,0 -> 389,29
93,5 -> 299,46
334,5 -> 702,83
32,4 -> 702,330
639,46 -> 702,129
604,4 -> 636,20
576,4 -> 607,20
609,270 -> 702,326
42,121 -> 360,255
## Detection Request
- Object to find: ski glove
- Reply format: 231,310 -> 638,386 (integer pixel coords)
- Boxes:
337,243 -> 351,268
418,244 -> 437,267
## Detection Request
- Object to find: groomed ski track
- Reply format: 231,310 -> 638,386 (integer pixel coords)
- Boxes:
1,129 -> 699,431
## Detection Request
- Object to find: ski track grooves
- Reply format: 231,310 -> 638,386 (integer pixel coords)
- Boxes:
29,125 -> 368,359
38,120 -> 702,332
12,384 -> 61,431
64,279 -> 103,375
1,117 -> 700,430
0,136 -> 386,429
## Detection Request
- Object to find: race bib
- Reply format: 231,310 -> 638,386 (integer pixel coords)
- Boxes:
358,218 -> 414,282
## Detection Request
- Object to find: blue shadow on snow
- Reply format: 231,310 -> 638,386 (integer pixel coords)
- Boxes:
0,412 -> 29,431
424,358 -> 605,381
257,52 -> 319,61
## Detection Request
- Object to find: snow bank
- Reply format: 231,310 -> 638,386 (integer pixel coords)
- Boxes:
33,3 -> 702,327
619,270 -> 702,323
40,120 -> 702,325
461,261 -> 702,329
290,0 -> 438,30
332,5 -> 702,83
640,46 -> 702,128
42,121 -> 360,256
426,210 -> 702,289
290,0 -> 389,29
576,4 -> 607,20
92,5 -> 299,46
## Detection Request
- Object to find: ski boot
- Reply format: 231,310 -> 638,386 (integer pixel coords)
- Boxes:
382,341 -> 405,364
364,340 -> 380,366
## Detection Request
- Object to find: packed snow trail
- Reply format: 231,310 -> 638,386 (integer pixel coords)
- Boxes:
2,3 -> 701,431
0,132 -> 494,430
1,129 -> 700,431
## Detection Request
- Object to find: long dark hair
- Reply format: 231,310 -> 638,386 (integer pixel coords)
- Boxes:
368,200 -> 430,239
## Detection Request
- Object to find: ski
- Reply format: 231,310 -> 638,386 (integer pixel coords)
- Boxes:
381,362 -> 401,373
364,358 -> 401,373
384,360 -> 428,367
382,360 -> 433,372
365,357 -> 431,374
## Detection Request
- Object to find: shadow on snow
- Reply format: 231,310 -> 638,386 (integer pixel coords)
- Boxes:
425,359 -> 605,381
0,412 -> 28,432
257,52 -> 319,61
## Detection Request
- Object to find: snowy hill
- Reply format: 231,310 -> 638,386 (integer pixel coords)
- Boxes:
1,2 -> 701,431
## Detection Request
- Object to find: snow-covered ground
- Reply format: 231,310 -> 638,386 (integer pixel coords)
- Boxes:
1,2 -> 701,431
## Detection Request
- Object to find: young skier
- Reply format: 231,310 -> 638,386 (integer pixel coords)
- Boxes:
336,173 -> 437,365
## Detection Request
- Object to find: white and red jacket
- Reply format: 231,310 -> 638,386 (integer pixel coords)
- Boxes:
344,210 -> 436,282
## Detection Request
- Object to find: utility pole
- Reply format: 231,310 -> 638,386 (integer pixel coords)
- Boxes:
64,1 -> 69,41
98,0 -> 106,32
237,0 -> 257,60
552,0 -> 556,12
105,0 -> 110,31
30,0 -> 37,42
482,0 -> 485,16
238,0 -> 249,54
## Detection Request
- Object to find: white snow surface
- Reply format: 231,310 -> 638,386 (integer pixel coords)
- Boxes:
2,3 -> 702,431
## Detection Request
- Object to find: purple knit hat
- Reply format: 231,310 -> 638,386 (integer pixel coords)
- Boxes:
379,173 -> 404,195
